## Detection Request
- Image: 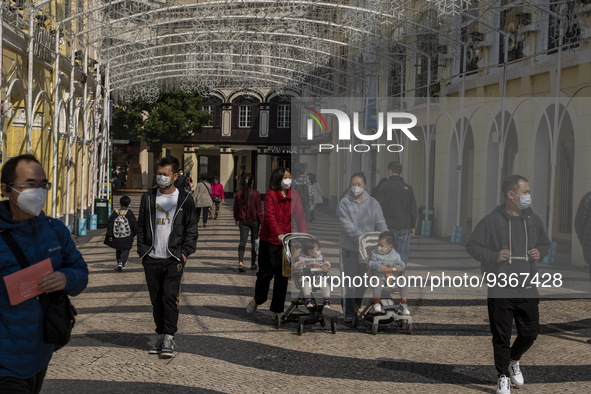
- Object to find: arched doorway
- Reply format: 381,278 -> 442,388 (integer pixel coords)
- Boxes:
486,112 -> 518,213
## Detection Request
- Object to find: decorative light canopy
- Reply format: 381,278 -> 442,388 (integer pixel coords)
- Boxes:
7,0 -> 564,101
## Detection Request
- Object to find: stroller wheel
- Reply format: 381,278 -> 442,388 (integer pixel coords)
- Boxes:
371,324 -> 379,335
297,323 -> 304,336
406,322 -> 413,335
319,318 -> 326,328
330,320 -> 337,334
397,319 -> 404,327
352,314 -> 358,328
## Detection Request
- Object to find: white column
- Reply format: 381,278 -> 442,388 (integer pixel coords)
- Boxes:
80,47 -> 88,220
26,11 -> 35,153
256,149 -> 272,193
219,147 -> 234,194
51,25 -> 61,217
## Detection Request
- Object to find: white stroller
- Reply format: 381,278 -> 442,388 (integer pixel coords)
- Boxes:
280,233 -> 337,335
353,232 -> 413,335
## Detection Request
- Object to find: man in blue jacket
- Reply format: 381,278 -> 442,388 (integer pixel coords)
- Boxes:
0,154 -> 88,393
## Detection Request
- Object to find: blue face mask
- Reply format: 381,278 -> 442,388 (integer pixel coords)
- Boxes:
513,193 -> 531,210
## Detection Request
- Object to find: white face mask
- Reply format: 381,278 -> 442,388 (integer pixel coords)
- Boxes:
377,246 -> 391,255
12,188 -> 48,217
156,175 -> 172,189
281,178 -> 292,189
315,250 -> 322,258
351,186 -> 364,197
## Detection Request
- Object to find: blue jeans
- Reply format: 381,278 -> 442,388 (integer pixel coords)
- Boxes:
389,229 -> 410,264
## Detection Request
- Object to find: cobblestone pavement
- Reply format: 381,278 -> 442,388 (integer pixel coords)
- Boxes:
43,199 -> 591,393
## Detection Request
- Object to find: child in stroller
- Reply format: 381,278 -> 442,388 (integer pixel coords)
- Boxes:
355,231 -> 413,334
280,233 -> 337,335
368,231 -> 410,315
293,238 -> 331,308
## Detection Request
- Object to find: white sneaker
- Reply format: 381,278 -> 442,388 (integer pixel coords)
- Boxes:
246,297 -> 257,314
373,303 -> 383,314
509,360 -> 524,387
401,304 -> 411,316
159,334 -> 175,359
497,375 -> 511,394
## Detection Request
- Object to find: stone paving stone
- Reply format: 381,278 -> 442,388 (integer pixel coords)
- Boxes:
42,198 -> 591,393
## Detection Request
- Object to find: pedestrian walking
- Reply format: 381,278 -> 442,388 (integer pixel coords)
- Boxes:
193,174 -> 213,228
293,167 -> 313,221
209,175 -> 224,220
137,156 -> 198,359
574,191 -> 591,284
308,173 -> 323,222
374,161 -> 417,264
233,173 -> 263,272
245,167 -> 307,325
466,175 -> 550,394
338,172 -> 388,322
111,166 -> 126,190
174,169 -> 187,191
373,161 -> 417,313
104,195 -> 138,271
0,154 -> 88,393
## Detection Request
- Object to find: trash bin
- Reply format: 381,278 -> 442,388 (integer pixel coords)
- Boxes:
418,205 -> 435,237
94,198 -> 109,227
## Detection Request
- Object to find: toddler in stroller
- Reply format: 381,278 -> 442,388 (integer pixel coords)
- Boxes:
355,231 -> 413,335
280,233 -> 337,335
293,238 -> 332,308
367,231 -> 410,315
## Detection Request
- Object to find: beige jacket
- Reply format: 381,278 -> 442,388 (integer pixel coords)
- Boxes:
193,181 -> 213,208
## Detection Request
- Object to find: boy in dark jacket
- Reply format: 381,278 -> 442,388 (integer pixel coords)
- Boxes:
105,195 -> 138,271
466,175 -> 550,394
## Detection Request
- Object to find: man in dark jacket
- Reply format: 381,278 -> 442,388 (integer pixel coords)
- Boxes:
574,191 -> 591,283
0,154 -> 88,392
374,162 -> 417,315
466,175 -> 550,394
374,161 -> 417,264
137,156 -> 198,359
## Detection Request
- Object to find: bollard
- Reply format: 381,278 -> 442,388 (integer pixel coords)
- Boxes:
542,241 -> 557,265
76,218 -> 87,236
66,224 -> 73,233
88,214 -> 98,231
421,219 -> 432,237
450,225 -> 463,244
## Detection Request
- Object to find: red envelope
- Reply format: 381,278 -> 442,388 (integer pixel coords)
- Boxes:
3,258 -> 53,306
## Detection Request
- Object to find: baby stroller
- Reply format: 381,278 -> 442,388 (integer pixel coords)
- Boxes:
279,233 -> 337,335
353,232 -> 413,335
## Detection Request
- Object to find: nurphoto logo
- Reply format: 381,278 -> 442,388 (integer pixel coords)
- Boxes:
304,108 -> 418,152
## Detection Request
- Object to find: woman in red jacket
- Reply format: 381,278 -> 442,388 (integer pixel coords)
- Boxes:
245,167 -> 307,323
233,173 -> 263,272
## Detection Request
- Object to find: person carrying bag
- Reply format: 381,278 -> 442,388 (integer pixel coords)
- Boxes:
1,229 -> 77,347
